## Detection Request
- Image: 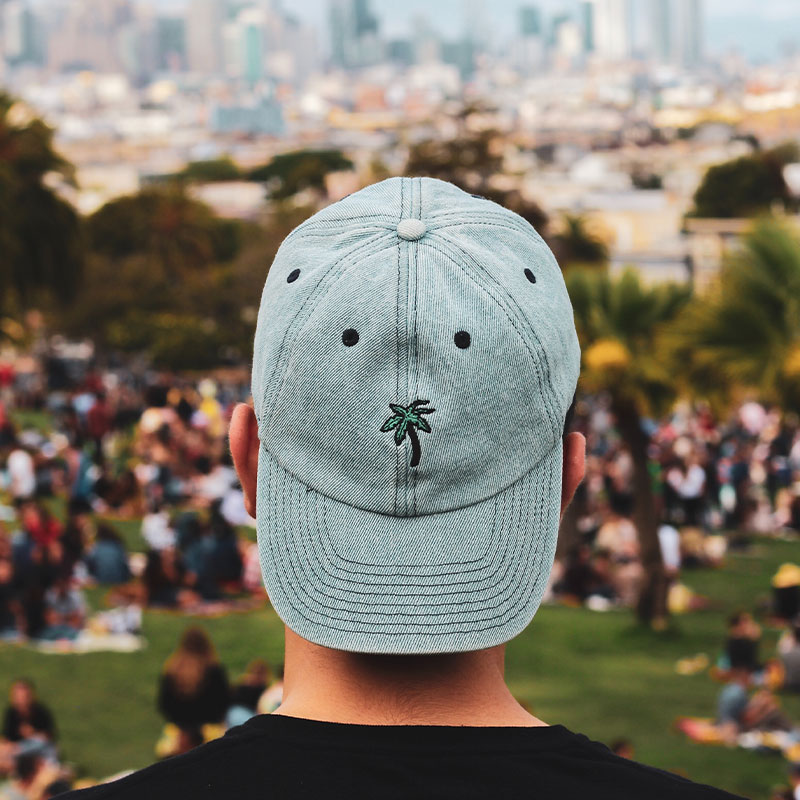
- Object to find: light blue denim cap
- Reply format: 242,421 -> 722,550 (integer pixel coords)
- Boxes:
252,176 -> 580,654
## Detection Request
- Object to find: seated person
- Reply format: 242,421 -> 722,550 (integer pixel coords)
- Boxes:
157,628 -> 230,742
227,660 -> 271,727
41,574 -> 86,641
779,616 -> 800,692
2,680 -> 56,752
716,668 -> 794,743
85,525 -> 130,585
724,611 -> 761,673
143,548 -> 199,609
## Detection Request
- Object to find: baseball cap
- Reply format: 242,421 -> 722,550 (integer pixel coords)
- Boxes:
251,176 -> 580,655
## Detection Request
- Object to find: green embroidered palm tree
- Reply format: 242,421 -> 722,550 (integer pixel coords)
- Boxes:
380,400 -> 436,468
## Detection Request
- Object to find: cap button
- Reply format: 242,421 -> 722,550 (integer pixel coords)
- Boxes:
397,218 -> 427,241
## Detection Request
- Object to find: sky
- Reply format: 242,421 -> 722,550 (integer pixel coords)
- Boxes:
290,0 -> 799,61
40,0 -> 800,62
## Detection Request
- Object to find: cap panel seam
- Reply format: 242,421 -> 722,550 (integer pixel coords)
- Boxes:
283,214 -> 399,244
393,180 -> 403,515
424,234 -> 561,438
258,232 -> 395,440
431,218 -> 554,257
257,229 -> 391,426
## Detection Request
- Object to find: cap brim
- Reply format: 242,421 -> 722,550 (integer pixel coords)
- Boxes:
256,440 -> 563,655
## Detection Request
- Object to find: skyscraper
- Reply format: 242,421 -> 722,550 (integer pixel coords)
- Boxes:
329,0 -> 382,69
648,0 -> 704,68
186,0 -> 225,75
518,6 -> 541,38
584,0 -> 632,61
2,0 -> 41,66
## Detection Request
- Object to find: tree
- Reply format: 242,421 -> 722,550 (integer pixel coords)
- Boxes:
248,149 -> 354,200
676,218 -> 800,413
567,268 -> 692,626
62,187 -> 243,367
0,93 -> 84,312
405,131 -> 549,233
690,145 -> 798,219
176,157 -> 241,183
86,187 -> 240,281
381,400 -> 436,468
551,214 -> 609,270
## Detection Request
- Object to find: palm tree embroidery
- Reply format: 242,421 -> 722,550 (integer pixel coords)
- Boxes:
380,400 -> 436,468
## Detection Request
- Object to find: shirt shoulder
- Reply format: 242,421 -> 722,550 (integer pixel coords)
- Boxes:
556,732 -> 745,799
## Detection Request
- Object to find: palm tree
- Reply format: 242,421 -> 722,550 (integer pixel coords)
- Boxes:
552,214 -> 609,270
567,268 -> 692,626
676,218 -> 800,413
381,400 -> 436,468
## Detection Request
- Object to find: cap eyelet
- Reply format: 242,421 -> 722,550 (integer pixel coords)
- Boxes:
524,269 -> 536,284
454,331 -> 471,349
287,268 -> 300,283
342,329 -> 359,347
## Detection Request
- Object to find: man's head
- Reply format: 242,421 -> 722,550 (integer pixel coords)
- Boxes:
231,177 -> 584,656
9,678 -> 35,709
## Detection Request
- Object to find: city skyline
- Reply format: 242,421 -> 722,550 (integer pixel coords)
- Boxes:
17,0 -> 800,61
99,0 -> 797,60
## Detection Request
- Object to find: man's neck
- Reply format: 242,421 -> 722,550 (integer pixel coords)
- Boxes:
275,627 -> 546,727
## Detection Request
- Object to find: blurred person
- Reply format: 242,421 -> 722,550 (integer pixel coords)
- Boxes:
0,531 -> 17,637
0,752 -> 61,800
255,665 -> 283,716
18,505 -> 60,551
84,525 -> 130,586
59,501 -> 92,574
85,393 -> 110,465
157,628 -> 230,737
778,616 -> 800,692
41,574 -> 86,641
142,548 -> 198,610
610,738 -> 635,759
1,681 -> 56,753
789,763 -> 800,800
61,179 -> 740,798
6,445 -> 34,503
716,668 -> 794,743
724,611 -> 762,674
773,563 -> 800,622
227,660 -> 271,727
42,779 -> 72,799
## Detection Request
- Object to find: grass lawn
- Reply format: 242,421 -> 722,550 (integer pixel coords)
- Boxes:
1,538 -> 797,798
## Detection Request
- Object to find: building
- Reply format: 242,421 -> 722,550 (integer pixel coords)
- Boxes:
155,15 -> 186,72
48,0 -> 133,73
519,5 -> 541,38
223,6 -> 266,83
329,0 -> 382,69
650,0 -> 704,69
210,92 -> 284,135
186,0 -> 225,75
512,5 -> 544,74
2,0 -> 42,67
583,0 -> 632,61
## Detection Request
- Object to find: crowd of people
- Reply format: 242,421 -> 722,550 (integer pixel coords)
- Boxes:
550,397 -> 800,613
154,627 -> 283,758
0,628 -> 285,797
0,354 -> 261,646
2,350 -> 800,796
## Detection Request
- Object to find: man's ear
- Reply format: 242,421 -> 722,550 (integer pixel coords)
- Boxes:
560,432 -> 586,516
230,403 -> 260,518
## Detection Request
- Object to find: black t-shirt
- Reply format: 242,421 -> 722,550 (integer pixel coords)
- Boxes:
63,714 -> 743,799
2,701 -> 56,742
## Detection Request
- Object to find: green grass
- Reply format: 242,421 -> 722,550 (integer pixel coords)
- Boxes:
0,539 -> 797,798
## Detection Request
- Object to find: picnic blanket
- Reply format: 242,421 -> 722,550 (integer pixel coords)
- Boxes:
31,631 -> 145,654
